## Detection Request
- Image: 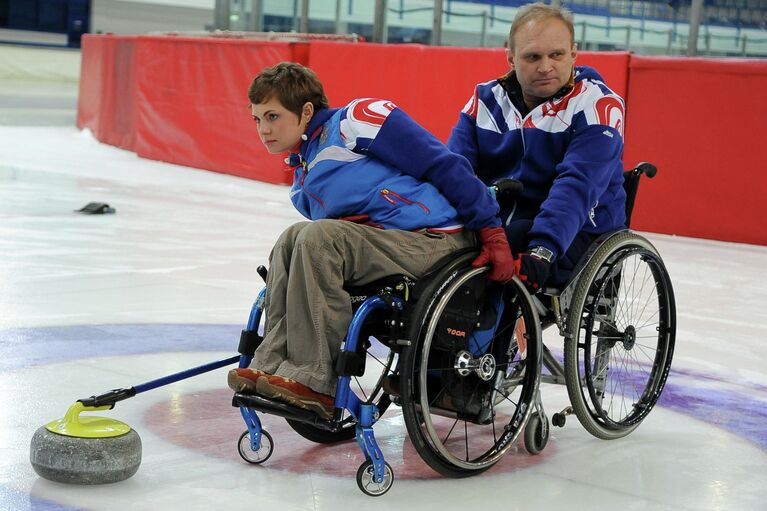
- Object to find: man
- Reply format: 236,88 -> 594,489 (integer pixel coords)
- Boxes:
449,2 -> 627,292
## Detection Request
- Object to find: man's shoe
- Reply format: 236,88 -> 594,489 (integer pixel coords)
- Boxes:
227,368 -> 269,393
256,375 -> 335,420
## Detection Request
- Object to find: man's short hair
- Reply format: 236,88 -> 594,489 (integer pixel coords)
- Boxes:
248,62 -> 329,117
508,2 -> 575,51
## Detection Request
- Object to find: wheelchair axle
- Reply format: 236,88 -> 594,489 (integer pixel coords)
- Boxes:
454,350 -> 496,381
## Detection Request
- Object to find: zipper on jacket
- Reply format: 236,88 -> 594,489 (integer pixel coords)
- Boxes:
294,159 -> 325,210
380,189 -> 430,214
298,160 -> 308,185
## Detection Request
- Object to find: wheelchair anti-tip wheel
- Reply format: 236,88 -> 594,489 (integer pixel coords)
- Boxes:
564,231 -> 676,439
237,429 -> 274,464
401,265 -> 542,477
356,460 -> 394,497
523,411 -> 549,455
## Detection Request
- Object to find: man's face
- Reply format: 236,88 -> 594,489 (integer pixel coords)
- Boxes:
251,97 -> 309,154
506,18 -> 576,109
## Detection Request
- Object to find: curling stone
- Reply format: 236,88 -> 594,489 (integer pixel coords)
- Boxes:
30,402 -> 142,484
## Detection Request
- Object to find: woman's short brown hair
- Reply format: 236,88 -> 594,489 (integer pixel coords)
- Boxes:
247,62 -> 329,117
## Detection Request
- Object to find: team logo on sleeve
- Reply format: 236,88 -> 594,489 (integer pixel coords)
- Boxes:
349,98 -> 396,127
594,96 -> 624,136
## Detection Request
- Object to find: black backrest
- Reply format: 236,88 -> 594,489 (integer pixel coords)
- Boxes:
623,162 -> 657,228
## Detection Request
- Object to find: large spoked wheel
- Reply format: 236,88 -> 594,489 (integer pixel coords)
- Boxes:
237,429 -> 274,464
401,267 -> 542,477
286,347 -> 396,443
564,231 -> 676,439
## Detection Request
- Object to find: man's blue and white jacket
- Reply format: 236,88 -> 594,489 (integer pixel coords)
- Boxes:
288,98 -> 500,232
448,66 -> 627,260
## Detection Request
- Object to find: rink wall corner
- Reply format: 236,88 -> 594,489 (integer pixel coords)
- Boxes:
76,34 -> 767,245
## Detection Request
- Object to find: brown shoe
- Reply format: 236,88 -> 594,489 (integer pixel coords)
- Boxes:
227,368 -> 269,393
256,375 -> 335,420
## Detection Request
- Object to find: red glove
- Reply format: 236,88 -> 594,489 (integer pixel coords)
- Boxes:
472,227 -> 515,282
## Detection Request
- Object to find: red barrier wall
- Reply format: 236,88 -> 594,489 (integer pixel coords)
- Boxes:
623,56 -> 767,245
76,35 -> 767,245
134,37 -> 306,184
77,35 -> 137,151
78,35 -> 307,184
307,41 -> 629,142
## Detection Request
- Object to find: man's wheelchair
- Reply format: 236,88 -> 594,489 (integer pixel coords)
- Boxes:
231,162 -> 676,496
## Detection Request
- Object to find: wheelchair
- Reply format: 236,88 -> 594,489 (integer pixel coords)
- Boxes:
230,162 -> 676,496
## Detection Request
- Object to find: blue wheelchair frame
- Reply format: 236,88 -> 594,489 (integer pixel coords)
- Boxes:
234,286 -> 405,486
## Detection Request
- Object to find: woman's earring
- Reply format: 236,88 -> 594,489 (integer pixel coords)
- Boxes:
301,134 -> 308,141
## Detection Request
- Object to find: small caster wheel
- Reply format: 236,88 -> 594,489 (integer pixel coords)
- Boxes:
552,412 -> 566,428
524,413 -> 549,455
356,460 -> 394,497
237,429 -> 274,464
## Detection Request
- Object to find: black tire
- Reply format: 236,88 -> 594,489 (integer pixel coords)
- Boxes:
564,231 -> 676,439
401,266 -> 542,477
237,429 -> 273,464
523,412 -> 549,455
356,460 -> 394,496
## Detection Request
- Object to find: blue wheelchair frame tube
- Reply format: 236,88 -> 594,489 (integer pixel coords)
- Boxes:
238,287 -> 267,449
236,287 -> 402,482
335,295 -> 404,420
238,287 -> 267,369
336,295 -> 404,483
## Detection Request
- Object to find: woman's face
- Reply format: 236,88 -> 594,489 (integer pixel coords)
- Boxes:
251,97 -> 310,154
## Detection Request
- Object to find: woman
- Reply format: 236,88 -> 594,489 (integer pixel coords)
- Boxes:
227,62 -> 513,419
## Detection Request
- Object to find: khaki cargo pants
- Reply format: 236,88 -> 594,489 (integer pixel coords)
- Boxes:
253,219 -> 476,396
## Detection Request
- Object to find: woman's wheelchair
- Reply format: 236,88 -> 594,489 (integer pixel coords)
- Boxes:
230,162 -> 676,496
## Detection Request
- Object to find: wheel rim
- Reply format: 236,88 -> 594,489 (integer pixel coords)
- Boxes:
415,268 -> 540,471
358,462 -> 393,496
577,247 -> 674,428
238,430 -> 272,463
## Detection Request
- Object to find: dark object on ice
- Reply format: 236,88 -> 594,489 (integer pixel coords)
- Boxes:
75,202 -> 115,214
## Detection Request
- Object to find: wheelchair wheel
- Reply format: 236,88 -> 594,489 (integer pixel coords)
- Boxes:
564,231 -> 676,439
523,411 -> 549,455
286,349 -> 396,443
356,460 -> 394,497
400,267 -> 542,477
237,429 -> 273,464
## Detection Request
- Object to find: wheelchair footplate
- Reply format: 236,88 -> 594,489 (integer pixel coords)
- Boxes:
232,392 -> 344,432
